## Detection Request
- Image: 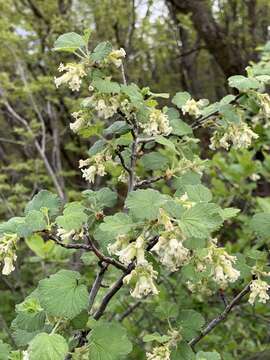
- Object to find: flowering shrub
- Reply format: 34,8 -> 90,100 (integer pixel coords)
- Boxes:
1,31 -> 270,359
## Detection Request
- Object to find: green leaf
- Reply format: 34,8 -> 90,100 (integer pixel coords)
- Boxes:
228,75 -> 260,91
88,139 -> 107,156
155,301 -> 179,320
25,190 -> 61,217
178,203 -> 223,239
92,78 -> 120,93
172,92 -> 191,108
140,152 -> 169,171
90,41 -> 112,62
29,333 -> 68,360
38,270 -> 88,319
196,351 -> 221,360
0,340 -> 10,360
250,213 -> 270,238
155,136 -> 178,153
99,213 -> 134,237
103,121 -> 130,136
53,32 -> 86,52
143,332 -> 171,344
87,321 -> 132,360
121,84 -> 144,105
219,207 -> 240,221
56,202 -> 87,231
184,184 -> 212,203
83,188 -> 117,211
25,234 -> 49,259
178,310 -> 205,340
171,342 -> 195,360
166,108 -> 192,136
0,217 -> 28,237
25,210 -> 47,232
125,189 -> 168,220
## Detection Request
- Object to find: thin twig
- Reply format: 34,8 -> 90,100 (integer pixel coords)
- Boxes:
88,263 -> 109,313
135,175 -> 165,189
115,149 -> 131,173
188,282 -> 251,349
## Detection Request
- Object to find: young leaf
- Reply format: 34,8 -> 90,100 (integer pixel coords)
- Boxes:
171,341 -> 195,360
38,270 -> 88,319
53,32 -> 86,52
0,340 -> 10,360
140,152 -> 169,171
99,213 -> 134,237
87,321 -> 132,360
83,187 -> 117,211
92,78 -> 120,94
28,333 -> 68,360
228,75 -> 260,91
250,212 -> 270,238
184,184 -> 212,203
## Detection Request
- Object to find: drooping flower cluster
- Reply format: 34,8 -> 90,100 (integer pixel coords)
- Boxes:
210,121 -> 259,150
107,48 -> 126,67
257,93 -> 270,117
79,153 -> 112,183
199,238 -> 240,288
249,277 -> 270,305
124,262 -> 159,298
141,109 -> 172,136
54,63 -> 87,91
0,233 -> 19,275
109,234 -> 159,298
152,209 -> 190,272
56,227 -> 83,242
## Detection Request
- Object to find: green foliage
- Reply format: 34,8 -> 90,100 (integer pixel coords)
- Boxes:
28,333 -> 68,360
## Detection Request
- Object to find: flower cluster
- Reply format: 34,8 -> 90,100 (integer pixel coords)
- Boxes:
249,279 -> 270,305
182,99 -> 205,117
56,227 -> 83,242
0,233 -> 18,275
79,153 -> 112,183
107,48 -> 126,67
141,109 -> 172,136
201,239 -> 240,288
124,262 -> 159,298
54,63 -> 86,91
210,121 -> 259,150
146,345 -> 170,360
152,209 -> 190,272
257,93 -> 270,117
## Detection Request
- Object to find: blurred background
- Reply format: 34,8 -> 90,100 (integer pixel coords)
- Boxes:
1,0 -> 270,219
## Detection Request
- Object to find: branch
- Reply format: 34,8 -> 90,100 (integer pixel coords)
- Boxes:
128,123 -> 139,192
115,149 -> 131,174
135,175 -> 165,189
88,262 -> 109,313
188,282 -> 251,349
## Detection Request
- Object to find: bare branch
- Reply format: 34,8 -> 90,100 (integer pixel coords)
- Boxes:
88,263 -> 109,313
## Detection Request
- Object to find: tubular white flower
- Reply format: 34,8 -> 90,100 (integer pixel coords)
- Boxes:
107,234 -> 130,256
124,262 -> 159,299
54,63 -> 86,91
249,279 -> 270,305
56,228 -> 76,241
116,235 -> 145,266
70,111 -> 87,133
2,254 -> 17,275
81,165 -> 97,183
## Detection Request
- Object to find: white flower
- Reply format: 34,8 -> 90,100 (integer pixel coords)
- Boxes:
56,228 -> 76,241
146,345 -> 170,360
204,239 -> 240,287
54,63 -> 86,91
152,236 -> 190,272
70,111 -> 87,133
95,97 -> 119,119
210,122 -> 259,150
182,99 -> 202,117
107,234 -> 130,256
249,279 -> 270,305
2,254 -> 17,275
250,173 -> 260,181
81,165 -> 97,183
116,235 -> 145,266
158,208 -> 174,231
142,109 -> 172,136
178,192 -> 195,209
258,93 -> 270,117
124,262 -> 159,298
108,48 -> 126,67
